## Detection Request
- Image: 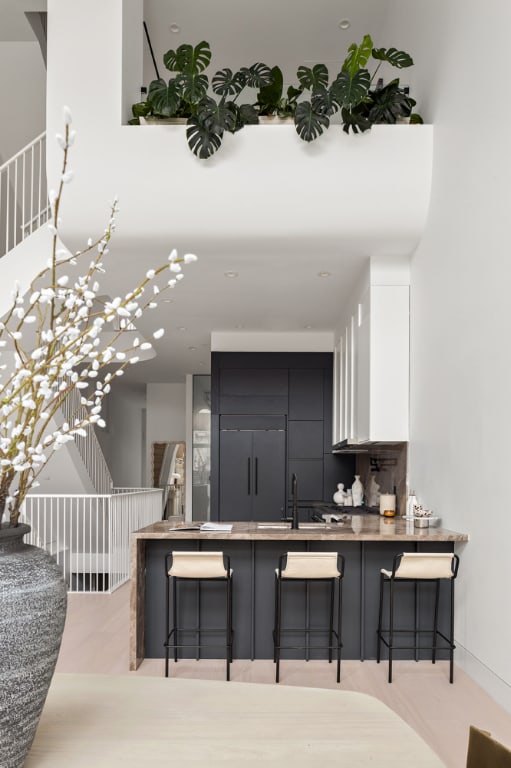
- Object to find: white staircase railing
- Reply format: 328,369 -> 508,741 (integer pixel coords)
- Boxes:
21,489 -> 163,593
60,384 -> 114,494
0,132 -> 50,258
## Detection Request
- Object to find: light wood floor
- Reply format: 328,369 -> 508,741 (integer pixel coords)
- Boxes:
56,584 -> 511,768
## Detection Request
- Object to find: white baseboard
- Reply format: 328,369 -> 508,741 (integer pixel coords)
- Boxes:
456,641 -> 511,715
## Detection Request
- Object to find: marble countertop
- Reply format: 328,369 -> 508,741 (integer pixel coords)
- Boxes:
133,517 -> 468,542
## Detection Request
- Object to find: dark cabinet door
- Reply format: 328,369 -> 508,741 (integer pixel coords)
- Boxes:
219,430 -> 253,521
219,430 -> 285,522
252,430 -> 286,521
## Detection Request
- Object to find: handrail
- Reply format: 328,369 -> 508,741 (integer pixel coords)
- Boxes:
0,132 -> 49,258
60,384 -> 114,495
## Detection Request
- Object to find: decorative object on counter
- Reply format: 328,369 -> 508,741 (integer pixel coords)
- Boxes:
333,483 -> 346,505
351,475 -> 364,507
344,489 -> 353,506
406,490 -> 418,518
367,475 -> 381,507
413,505 -> 439,528
379,493 -> 396,517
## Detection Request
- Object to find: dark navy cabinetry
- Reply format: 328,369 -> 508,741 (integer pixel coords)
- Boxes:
211,352 -> 355,521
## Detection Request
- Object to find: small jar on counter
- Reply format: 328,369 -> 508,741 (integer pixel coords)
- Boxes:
379,493 -> 396,517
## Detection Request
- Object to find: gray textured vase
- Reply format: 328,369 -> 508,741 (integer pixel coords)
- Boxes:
0,523 -> 67,768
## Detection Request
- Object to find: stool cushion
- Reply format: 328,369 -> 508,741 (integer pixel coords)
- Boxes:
382,552 -> 456,580
169,551 -> 229,579
280,552 -> 341,579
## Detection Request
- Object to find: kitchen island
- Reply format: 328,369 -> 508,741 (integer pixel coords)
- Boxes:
130,517 -> 468,670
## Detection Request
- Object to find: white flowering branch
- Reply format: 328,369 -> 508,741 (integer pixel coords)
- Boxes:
0,108 -> 198,527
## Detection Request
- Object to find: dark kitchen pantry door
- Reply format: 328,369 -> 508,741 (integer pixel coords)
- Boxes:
218,430 -> 286,522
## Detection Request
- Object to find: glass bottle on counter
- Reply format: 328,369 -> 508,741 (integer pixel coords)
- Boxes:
406,491 -> 418,518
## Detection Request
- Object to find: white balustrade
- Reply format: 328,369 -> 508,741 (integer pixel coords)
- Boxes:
60,384 -> 113,495
21,489 -> 163,593
0,132 -> 49,258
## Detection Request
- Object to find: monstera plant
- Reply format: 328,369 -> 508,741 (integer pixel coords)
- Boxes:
131,40 -> 273,158
131,35 -> 422,159
294,34 -> 420,142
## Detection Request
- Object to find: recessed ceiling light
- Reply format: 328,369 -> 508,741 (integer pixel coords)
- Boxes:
317,271 -> 331,278
188,346 -> 197,351
169,23 -> 180,33
339,19 -> 351,30
162,298 -> 173,304
224,271 -> 239,278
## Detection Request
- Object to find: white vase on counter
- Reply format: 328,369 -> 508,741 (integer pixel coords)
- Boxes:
333,483 -> 346,505
352,475 -> 364,507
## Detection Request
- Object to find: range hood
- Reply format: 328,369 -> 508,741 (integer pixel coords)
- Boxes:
332,439 -> 406,454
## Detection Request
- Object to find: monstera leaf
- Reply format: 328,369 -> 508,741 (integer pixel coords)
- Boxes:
366,80 -> 416,123
237,103 -> 259,127
341,106 -> 373,134
175,72 -> 209,105
186,116 -> 223,159
239,63 -> 273,88
331,69 -> 371,109
312,88 -> 339,117
147,78 -> 181,116
197,96 -> 237,134
342,34 -> 373,76
164,41 -> 211,74
212,68 -> 245,98
372,47 -> 414,69
294,101 -> 330,142
256,65 -> 283,113
297,64 -> 329,92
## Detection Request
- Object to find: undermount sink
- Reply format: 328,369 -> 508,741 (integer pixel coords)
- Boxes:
256,522 -> 332,529
256,523 -> 290,529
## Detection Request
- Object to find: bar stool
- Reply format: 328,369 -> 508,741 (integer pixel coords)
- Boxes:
164,551 -> 233,680
376,552 -> 460,683
273,551 -> 345,683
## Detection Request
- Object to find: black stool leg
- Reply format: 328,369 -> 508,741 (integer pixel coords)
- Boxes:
376,572 -> 384,664
172,576 -> 178,663
165,572 -> 170,677
273,572 -> 278,664
449,578 -> 455,684
328,578 -> 334,664
432,579 -> 440,664
388,578 -> 395,683
275,576 -> 282,683
337,576 -> 342,684
226,574 -> 232,681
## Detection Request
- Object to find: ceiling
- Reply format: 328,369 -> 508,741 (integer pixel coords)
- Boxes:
2,0 -> 422,385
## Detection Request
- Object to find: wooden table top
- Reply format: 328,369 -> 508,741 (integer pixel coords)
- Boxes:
26,673 -> 444,767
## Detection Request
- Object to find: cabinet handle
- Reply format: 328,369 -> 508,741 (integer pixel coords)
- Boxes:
247,457 -> 251,495
254,457 -> 258,495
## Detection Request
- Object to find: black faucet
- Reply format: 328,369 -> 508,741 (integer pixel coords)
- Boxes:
291,473 -> 299,530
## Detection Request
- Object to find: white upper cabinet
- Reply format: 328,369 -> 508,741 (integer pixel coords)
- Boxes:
334,284 -> 409,444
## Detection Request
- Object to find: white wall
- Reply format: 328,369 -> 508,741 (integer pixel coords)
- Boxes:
0,42 -> 46,162
383,0 -> 511,712
146,382 -> 186,485
95,381 -> 146,487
